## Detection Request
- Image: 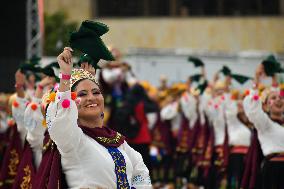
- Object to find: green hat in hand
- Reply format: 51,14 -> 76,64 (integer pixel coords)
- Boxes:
220,66 -> 252,84
70,20 -> 115,67
188,56 -> 205,67
190,74 -> 202,82
261,55 -> 283,76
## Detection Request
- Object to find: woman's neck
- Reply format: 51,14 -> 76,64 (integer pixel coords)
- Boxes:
78,117 -> 103,128
270,113 -> 283,123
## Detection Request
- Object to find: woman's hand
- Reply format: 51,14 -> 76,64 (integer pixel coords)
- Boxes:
81,63 -> 96,76
35,76 -> 56,98
57,47 -> 73,74
254,63 -> 265,89
15,70 -> 26,98
57,47 -> 73,92
39,76 -> 55,88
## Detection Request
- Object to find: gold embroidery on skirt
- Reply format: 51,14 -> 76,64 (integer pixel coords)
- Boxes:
20,165 -> 32,189
8,149 -> 19,176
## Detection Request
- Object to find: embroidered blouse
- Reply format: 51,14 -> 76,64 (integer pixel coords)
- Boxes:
46,90 -> 152,189
225,99 -> 251,147
243,90 -> 284,155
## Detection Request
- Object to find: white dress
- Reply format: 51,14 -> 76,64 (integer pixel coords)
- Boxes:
243,90 -> 284,156
46,90 -> 152,189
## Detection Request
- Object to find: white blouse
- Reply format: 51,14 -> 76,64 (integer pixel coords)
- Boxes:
243,90 -> 284,156
160,101 -> 182,132
180,92 -> 198,128
12,96 -> 28,146
46,91 -> 152,189
225,99 -> 251,147
210,96 -> 226,146
24,97 -> 46,169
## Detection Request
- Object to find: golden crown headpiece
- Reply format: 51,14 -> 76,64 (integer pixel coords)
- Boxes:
70,68 -> 99,88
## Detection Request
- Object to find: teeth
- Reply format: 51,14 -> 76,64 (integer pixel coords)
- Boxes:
87,104 -> 98,108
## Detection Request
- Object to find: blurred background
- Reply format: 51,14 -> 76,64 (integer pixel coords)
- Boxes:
1,0 -> 284,91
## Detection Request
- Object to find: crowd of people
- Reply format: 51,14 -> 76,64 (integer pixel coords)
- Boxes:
0,20 -> 284,189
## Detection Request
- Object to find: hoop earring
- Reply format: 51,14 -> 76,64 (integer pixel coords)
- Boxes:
100,112 -> 104,119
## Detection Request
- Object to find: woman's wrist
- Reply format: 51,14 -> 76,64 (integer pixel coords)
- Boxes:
59,72 -> 71,80
15,83 -> 24,89
37,84 -> 44,90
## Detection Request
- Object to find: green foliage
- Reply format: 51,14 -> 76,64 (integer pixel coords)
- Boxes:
44,11 -> 77,56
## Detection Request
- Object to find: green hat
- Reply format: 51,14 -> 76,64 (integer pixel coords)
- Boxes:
40,62 -> 60,77
190,74 -> 202,82
220,66 -> 252,84
19,56 -> 42,73
262,55 -> 283,76
220,66 -> 231,76
69,20 -> 115,67
196,80 -> 208,94
77,54 -> 100,69
188,56 -> 204,67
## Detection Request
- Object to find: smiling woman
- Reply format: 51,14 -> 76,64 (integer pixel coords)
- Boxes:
44,47 -> 152,189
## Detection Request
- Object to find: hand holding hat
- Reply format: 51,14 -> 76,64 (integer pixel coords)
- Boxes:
57,47 -> 74,75
69,20 -> 115,68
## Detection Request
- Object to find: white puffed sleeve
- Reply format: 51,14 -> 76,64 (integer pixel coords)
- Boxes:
180,92 -> 197,121
146,113 -> 157,130
211,97 -> 226,146
225,99 -> 238,121
24,97 -> 46,168
122,142 -> 152,189
46,90 -> 83,156
243,90 -> 271,133
160,101 -> 178,121
12,96 -> 28,145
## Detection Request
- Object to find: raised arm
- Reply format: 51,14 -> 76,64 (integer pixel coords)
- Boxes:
243,90 -> 271,133
12,70 -> 28,144
46,47 -> 83,155
24,76 -> 55,168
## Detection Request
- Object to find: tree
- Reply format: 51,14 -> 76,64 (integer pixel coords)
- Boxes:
44,11 -> 77,56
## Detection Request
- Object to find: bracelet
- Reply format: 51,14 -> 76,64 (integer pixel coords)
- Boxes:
61,80 -> 69,86
59,73 -> 71,80
14,83 -> 24,89
38,84 -> 44,90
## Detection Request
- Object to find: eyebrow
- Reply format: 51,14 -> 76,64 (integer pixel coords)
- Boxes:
92,88 -> 101,92
78,90 -> 88,93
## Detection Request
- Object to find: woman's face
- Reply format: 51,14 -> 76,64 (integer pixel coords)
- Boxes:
75,79 -> 104,120
266,91 -> 284,115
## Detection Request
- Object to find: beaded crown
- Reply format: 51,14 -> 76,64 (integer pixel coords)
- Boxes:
70,68 -> 99,88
